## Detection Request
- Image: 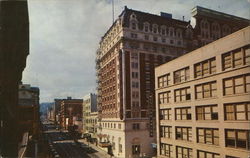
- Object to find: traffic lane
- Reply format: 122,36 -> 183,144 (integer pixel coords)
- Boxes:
47,130 -> 91,158
53,142 -> 90,158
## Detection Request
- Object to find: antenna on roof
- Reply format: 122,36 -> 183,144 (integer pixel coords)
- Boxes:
112,0 -> 114,23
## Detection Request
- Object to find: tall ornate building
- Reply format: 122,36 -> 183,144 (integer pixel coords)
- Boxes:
0,0 -> 29,157
96,6 -> 194,158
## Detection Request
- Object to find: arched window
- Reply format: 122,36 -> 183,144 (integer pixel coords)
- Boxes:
152,24 -> 158,34
200,19 -> 210,39
222,24 -> 231,36
211,22 -> 221,40
169,27 -> 174,37
129,13 -> 138,30
176,29 -> 182,38
143,22 -> 150,32
161,25 -> 166,35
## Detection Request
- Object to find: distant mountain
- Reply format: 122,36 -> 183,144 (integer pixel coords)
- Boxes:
40,102 -> 53,115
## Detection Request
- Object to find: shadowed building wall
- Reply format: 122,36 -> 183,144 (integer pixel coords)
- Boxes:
0,0 -> 29,157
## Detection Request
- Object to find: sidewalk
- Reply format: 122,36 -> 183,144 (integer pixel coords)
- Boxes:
78,139 -> 110,158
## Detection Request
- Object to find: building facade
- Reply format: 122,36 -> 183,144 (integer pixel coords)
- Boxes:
0,0 -> 29,156
96,6 -> 194,158
60,97 -> 83,130
54,99 -> 63,124
82,93 -> 97,136
18,84 -> 40,138
191,6 -> 249,48
155,26 -> 250,158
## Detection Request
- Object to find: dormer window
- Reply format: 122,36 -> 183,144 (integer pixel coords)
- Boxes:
152,24 -> 158,34
131,22 -> 136,30
161,25 -> 166,35
130,13 -> 138,30
169,27 -> 174,37
176,29 -> 182,38
143,22 -> 150,32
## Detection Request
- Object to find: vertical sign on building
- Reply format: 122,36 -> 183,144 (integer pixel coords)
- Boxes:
147,93 -> 154,137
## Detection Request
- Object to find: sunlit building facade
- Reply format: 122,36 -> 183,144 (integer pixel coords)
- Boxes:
155,26 -> 250,158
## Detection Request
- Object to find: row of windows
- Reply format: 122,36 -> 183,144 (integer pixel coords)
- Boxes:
130,20 -> 184,38
130,32 -> 183,45
222,46 -> 250,70
160,102 -> 250,121
160,128 -> 250,150
158,46 -> 249,88
101,122 -> 122,129
160,143 -> 222,158
128,41 -> 183,55
159,74 -> 250,104
223,74 -> 250,95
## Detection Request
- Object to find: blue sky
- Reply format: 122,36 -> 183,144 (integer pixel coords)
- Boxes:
23,0 -> 250,102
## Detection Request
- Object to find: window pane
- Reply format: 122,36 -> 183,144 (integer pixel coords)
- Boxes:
236,104 -> 246,120
203,62 -> 209,75
206,153 -> 213,158
246,75 -> 250,92
198,151 -> 205,158
223,53 -> 232,70
233,51 -> 243,67
245,48 -> 250,65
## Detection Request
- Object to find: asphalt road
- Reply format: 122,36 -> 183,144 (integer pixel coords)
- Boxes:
43,122 -> 91,158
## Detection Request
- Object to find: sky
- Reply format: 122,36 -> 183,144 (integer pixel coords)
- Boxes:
23,0 -> 250,103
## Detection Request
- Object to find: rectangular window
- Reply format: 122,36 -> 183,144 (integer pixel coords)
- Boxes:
196,105 -> 218,120
244,46 -> 250,65
132,81 -> 139,88
176,127 -> 192,141
176,146 -> 192,158
132,145 -> 140,155
175,107 -> 191,120
162,38 -> 166,43
174,87 -> 191,102
131,62 -> 138,69
132,72 -> 138,78
225,102 -> 250,121
197,128 -> 219,145
222,48 -> 247,70
132,91 -> 139,99
194,57 -> 216,78
197,150 -> 220,158
160,143 -> 173,158
132,123 -> 140,130
225,129 -> 250,150
153,36 -> 158,42
131,33 -> 138,38
160,108 -> 171,120
119,144 -> 122,153
159,91 -> 171,104
195,81 -> 217,99
158,73 -> 170,88
223,74 -> 250,95
226,156 -> 240,158
174,67 -> 190,84
160,126 -> 172,138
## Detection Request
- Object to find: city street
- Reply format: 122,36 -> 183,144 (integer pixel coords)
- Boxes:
43,122 -> 107,158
